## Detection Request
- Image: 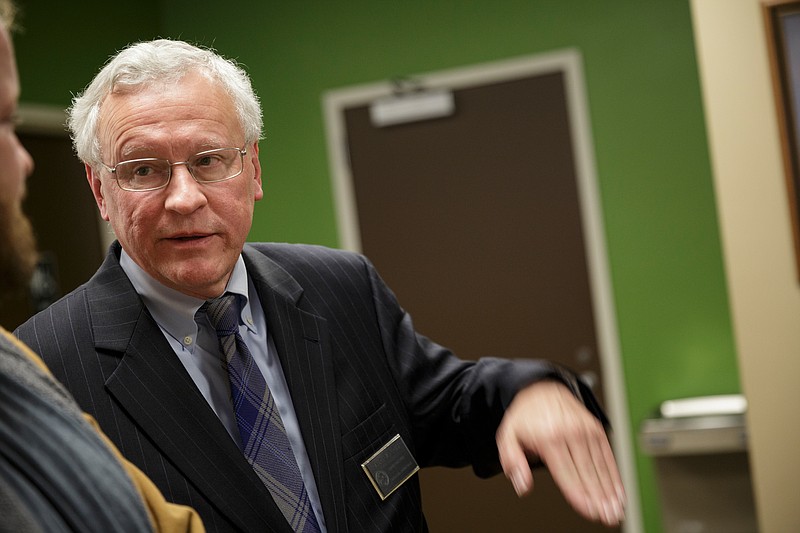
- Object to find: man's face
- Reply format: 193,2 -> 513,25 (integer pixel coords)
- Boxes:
88,72 -> 263,300
0,23 -> 36,298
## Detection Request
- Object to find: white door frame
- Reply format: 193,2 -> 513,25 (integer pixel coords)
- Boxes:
322,49 -> 642,533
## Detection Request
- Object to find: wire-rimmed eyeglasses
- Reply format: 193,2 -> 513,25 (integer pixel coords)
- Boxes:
101,147 -> 247,192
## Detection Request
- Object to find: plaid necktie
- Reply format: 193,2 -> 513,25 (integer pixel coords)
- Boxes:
205,294 -> 321,533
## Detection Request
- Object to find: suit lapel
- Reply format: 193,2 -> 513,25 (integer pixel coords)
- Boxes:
87,246 -> 293,533
244,246 -> 348,533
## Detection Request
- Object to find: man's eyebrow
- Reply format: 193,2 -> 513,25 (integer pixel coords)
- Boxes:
119,145 -> 158,160
117,140 -> 231,160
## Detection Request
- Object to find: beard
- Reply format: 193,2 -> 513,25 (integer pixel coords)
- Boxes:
0,198 -> 38,299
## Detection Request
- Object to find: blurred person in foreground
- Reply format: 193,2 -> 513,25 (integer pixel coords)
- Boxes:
0,2 -> 203,531
15,37 -> 626,532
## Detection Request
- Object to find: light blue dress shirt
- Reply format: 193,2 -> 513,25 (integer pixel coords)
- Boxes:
120,251 -> 326,531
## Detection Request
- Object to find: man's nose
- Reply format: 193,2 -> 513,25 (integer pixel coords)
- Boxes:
163,163 -> 208,213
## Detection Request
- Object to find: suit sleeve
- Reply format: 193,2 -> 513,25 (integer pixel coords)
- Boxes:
362,254 -> 608,478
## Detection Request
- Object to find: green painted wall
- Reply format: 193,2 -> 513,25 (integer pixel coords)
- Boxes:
13,1 -> 741,531
13,0 -> 161,106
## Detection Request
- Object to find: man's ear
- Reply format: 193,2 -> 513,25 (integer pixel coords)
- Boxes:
249,142 -> 264,201
86,164 -> 110,221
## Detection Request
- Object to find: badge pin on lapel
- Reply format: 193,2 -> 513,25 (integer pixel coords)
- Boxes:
361,434 -> 420,500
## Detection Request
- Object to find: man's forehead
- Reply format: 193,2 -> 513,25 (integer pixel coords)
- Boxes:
98,77 -> 241,154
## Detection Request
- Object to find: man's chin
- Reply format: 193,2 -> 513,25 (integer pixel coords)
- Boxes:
163,264 -> 233,300
0,203 -> 38,297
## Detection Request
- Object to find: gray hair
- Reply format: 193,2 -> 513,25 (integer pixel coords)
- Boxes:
67,39 -> 263,166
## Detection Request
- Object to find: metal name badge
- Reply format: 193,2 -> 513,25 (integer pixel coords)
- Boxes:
361,434 -> 420,500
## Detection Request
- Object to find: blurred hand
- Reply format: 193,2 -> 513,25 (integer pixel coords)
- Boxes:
496,380 -> 626,527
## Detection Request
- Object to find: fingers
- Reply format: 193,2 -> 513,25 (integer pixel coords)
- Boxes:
550,422 -> 625,526
497,425 -> 534,496
596,431 -> 627,517
496,381 -> 626,527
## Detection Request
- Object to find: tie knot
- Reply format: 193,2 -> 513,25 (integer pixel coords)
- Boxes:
204,293 -> 239,337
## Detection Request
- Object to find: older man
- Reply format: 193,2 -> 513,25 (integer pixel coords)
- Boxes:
16,38 -> 625,532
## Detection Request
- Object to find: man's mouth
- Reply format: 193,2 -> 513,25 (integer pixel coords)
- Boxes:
167,233 -> 210,242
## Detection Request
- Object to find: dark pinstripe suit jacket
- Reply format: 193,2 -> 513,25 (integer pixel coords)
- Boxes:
15,242 -> 602,532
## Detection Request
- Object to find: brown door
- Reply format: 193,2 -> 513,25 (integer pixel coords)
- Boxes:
342,70 -> 618,532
